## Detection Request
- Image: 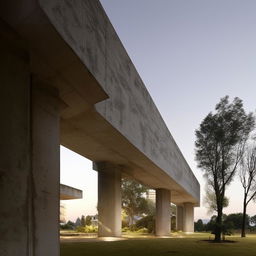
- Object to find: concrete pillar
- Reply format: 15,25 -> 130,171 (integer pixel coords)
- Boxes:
31,81 -> 60,255
0,31 -> 60,255
155,188 -> 171,236
183,203 -> 194,233
176,205 -> 184,231
93,162 -> 122,237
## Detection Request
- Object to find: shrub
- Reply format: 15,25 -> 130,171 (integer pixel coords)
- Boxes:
136,227 -> 148,233
76,225 -> 98,233
136,215 -> 155,233
122,227 -> 130,232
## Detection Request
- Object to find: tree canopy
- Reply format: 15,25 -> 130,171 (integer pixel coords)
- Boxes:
121,178 -> 149,225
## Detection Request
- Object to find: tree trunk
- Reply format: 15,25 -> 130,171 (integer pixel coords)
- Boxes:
215,207 -> 222,242
241,199 -> 247,238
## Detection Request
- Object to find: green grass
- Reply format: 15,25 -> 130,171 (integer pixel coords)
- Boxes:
61,233 -> 256,256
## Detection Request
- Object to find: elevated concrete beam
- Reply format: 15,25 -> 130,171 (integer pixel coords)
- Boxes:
0,0 -> 200,206
60,184 -> 83,200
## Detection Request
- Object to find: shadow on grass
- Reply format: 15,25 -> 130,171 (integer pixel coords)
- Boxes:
201,239 -> 238,243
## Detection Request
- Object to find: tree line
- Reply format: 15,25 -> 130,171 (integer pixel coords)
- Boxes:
195,213 -> 256,235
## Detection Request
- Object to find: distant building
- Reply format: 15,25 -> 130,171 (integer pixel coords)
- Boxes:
147,189 -> 156,202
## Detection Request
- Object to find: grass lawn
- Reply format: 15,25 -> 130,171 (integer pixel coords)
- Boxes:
61,233 -> 256,256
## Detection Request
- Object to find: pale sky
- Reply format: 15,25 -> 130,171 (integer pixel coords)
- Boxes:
61,0 -> 256,222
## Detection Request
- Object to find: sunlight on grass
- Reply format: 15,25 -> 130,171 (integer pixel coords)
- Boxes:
61,233 -> 256,256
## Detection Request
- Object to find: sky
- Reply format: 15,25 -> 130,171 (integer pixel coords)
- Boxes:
61,0 -> 256,222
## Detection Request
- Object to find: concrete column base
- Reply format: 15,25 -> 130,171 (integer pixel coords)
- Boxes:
93,162 -> 122,237
155,188 -> 171,236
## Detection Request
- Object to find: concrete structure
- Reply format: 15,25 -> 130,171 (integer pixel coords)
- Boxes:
94,162 -> 122,237
60,184 -> 82,223
60,184 -> 83,200
176,203 -> 194,233
155,189 -> 171,236
0,0 -> 199,255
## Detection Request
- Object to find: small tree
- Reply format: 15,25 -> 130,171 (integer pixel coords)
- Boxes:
195,96 -> 254,242
121,178 -> 149,226
239,144 -> 256,237
194,219 -> 205,232
85,215 -> 92,226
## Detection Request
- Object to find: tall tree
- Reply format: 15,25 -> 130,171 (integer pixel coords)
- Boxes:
239,144 -> 256,237
195,96 -> 254,242
121,178 -> 149,225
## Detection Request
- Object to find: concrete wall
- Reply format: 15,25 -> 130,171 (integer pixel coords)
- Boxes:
39,0 -> 199,202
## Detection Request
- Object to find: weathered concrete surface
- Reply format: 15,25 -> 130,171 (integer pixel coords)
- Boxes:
0,0 -> 199,205
183,203 -> 194,233
155,189 -> 171,236
0,27 -> 31,256
60,184 -> 83,200
94,162 -> 122,237
31,81 -> 60,256
0,25 -> 60,255
176,205 -> 184,231
36,0 -> 200,205
0,3 -> 200,252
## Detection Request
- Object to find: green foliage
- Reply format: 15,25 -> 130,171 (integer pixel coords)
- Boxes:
136,227 -> 149,233
121,226 -> 149,233
225,213 -> 250,230
205,215 -> 217,232
60,220 -> 75,230
76,225 -> 98,233
194,219 -> 205,232
135,215 -> 155,233
195,96 -> 255,241
204,189 -> 229,214
121,178 -> 150,225
122,226 -> 130,232
171,216 -> 176,231
250,215 -> 256,226
205,213 -> 251,236
85,215 -> 92,226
